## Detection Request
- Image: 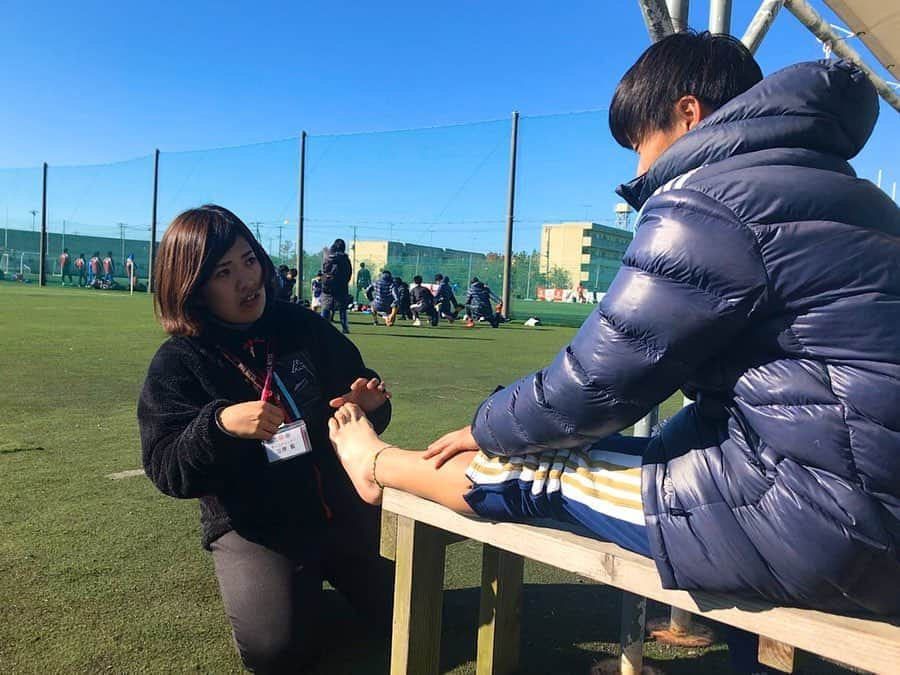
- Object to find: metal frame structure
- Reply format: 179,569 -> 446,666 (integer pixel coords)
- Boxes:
637,0 -> 900,112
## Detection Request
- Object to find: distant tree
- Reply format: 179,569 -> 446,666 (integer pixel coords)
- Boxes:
548,266 -> 571,289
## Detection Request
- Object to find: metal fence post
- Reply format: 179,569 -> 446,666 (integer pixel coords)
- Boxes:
39,162 -> 48,287
500,111 -> 519,320
148,149 -> 159,293
297,131 -> 306,301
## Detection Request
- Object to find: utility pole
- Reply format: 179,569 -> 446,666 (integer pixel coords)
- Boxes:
30,209 -> 38,232
277,222 -> 284,264
545,228 -> 551,277
525,250 -> 533,299
149,148 -> 159,294
118,223 -> 126,266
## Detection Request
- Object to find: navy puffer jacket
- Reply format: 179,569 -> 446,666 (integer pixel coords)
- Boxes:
368,273 -> 395,313
466,281 -> 499,315
471,60 -> 900,614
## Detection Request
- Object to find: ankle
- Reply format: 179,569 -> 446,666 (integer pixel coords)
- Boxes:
371,444 -> 395,489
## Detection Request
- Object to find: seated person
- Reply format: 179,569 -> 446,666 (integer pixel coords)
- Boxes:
329,31 -> 900,628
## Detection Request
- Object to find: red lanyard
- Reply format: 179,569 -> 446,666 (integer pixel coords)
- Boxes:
219,342 -> 293,422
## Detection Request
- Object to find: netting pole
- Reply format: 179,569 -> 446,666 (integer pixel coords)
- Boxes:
296,131 -> 306,301
148,149 -> 159,293
500,111 -> 519,320
39,162 -> 48,287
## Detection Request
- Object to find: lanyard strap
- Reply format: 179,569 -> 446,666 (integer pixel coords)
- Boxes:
219,342 -> 294,422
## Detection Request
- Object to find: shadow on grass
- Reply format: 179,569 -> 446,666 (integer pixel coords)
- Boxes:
377,333 -> 492,341
0,446 -> 46,454
308,584 -> 734,675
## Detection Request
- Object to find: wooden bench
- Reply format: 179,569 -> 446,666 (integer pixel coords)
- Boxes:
379,487 -> 900,675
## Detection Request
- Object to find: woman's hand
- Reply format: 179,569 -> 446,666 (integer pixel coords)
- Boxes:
422,425 -> 480,468
218,401 -> 284,440
329,377 -> 391,414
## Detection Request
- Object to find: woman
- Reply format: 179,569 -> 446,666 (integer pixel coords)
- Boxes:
319,238 -> 352,334
138,205 -> 393,673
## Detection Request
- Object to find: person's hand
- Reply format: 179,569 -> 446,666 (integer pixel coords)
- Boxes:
329,377 -> 391,413
217,401 -> 284,440
422,425 -> 480,468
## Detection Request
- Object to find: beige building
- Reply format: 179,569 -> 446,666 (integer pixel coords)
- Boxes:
350,240 -> 491,287
540,221 -> 633,291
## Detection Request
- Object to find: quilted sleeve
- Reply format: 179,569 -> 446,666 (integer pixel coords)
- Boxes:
472,190 -> 769,456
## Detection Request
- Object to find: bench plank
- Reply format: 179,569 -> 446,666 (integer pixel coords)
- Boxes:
476,545 -> 523,675
383,488 -> 900,675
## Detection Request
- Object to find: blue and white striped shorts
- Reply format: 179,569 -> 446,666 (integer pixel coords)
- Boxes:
463,435 -> 651,558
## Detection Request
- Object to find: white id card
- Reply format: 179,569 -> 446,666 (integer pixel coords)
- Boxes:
262,420 -> 313,463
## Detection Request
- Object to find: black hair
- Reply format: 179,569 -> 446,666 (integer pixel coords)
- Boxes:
609,31 -> 762,150
471,277 -> 480,284
331,238 -> 346,253
394,276 -> 403,284
382,270 -> 392,278
359,262 -> 366,267
413,275 -> 423,284
278,265 -> 289,273
434,274 -> 443,282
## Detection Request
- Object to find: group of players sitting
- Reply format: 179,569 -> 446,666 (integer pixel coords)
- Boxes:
363,271 -> 503,328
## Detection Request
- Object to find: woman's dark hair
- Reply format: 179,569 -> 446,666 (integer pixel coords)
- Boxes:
331,238 -> 346,253
153,204 -> 275,336
609,31 -> 762,150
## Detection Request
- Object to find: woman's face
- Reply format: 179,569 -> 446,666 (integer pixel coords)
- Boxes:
199,236 -> 266,324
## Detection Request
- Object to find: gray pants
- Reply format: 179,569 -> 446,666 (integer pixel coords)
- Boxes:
211,529 -> 394,673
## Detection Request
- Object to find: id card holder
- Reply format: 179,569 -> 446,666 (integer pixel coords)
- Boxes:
262,419 -> 313,463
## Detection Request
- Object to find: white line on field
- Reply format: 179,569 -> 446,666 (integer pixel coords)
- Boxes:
106,469 -> 146,480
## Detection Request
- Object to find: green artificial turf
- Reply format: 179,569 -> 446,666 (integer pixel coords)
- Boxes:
0,284 -> 850,674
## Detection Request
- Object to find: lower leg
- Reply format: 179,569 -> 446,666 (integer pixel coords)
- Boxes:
328,404 -> 476,513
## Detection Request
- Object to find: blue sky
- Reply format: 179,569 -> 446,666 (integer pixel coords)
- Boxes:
1,0 -> 897,254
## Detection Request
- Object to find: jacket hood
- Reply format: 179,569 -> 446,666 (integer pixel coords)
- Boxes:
616,59 -> 879,210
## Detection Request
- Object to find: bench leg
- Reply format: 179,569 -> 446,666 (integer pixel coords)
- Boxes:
758,636 -> 796,673
476,544 -> 524,675
380,510 -> 398,561
390,516 -> 447,675
619,592 -> 646,675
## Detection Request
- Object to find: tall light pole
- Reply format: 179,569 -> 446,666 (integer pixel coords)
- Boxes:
29,209 -> 38,232
118,223 -> 126,266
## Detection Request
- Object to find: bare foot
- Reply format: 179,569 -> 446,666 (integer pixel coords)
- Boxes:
328,403 -> 384,505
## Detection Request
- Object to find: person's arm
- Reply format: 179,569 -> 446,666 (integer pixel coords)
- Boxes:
138,343 -> 260,498
471,190 -> 769,456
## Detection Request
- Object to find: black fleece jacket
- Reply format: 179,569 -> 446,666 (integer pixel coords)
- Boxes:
138,300 -> 390,552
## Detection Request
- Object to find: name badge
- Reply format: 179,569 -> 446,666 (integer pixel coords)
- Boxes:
262,420 -> 313,463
